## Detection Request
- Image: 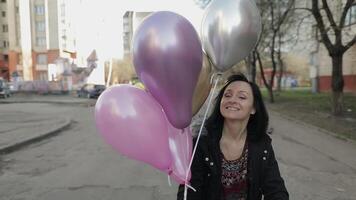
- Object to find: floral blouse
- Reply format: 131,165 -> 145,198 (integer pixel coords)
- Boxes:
221,145 -> 248,200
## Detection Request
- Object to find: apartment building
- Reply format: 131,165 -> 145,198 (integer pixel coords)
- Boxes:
0,0 -> 75,81
0,0 -> 9,80
123,11 -> 152,58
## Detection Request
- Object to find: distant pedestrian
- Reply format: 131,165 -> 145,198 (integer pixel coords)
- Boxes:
177,73 -> 288,200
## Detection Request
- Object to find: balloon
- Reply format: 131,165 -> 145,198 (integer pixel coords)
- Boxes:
168,125 -> 193,184
133,11 -> 203,129
201,0 -> 261,72
192,52 -> 213,116
95,85 -> 172,171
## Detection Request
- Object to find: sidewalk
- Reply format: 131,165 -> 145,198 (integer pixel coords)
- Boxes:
0,94 -> 93,154
0,93 -> 95,105
0,115 -> 71,154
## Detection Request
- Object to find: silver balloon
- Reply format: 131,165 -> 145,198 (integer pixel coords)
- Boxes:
201,0 -> 261,72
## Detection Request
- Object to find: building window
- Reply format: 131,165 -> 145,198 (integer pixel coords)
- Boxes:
346,4 -> 356,26
37,54 -> 47,65
35,5 -> 45,15
3,40 -> 8,48
1,0 -> 6,3
60,3 -> 65,17
123,24 -> 130,32
2,11 -> 5,17
16,6 -> 19,14
36,37 -> 46,46
39,71 -> 47,81
18,54 -> 23,65
36,21 -> 45,32
2,24 -> 8,32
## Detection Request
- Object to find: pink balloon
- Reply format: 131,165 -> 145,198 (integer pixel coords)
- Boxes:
133,11 -> 202,129
95,85 -> 172,171
168,125 -> 193,184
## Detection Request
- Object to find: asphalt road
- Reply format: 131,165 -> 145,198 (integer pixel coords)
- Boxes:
0,97 -> 355,200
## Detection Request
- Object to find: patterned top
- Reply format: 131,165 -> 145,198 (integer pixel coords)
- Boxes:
221,144 -> 248,200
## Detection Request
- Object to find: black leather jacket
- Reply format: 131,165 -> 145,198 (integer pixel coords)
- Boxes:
177,131 -> 288,200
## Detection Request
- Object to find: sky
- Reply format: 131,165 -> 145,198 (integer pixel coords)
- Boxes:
74,0 -> 205,62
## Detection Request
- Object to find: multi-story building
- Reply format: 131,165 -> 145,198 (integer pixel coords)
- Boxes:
0,0 -> 9,80
123,11 -> 133,58
0,0 -> 75,81
123,11 -> 152,58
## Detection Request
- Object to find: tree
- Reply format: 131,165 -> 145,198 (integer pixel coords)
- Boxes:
276,30 -> 285,91
251,0 -> 295,102
298,0 -> 356,115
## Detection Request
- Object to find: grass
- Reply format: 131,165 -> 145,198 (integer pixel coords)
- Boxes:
262,88 -> 356,141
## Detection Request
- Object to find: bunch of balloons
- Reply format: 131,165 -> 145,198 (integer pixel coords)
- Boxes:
95,0 -> 261,185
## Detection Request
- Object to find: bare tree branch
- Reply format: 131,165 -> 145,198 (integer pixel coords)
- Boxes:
290,12 -> 314,46
311,0 -> 334,51
276,0 -> 295,31
339,0 -> 355,28
267,0 -> 275,31
342,35 -> 356,53
294,7 -> 312,12
256,51 -> 269,88
321,0 -> 338,34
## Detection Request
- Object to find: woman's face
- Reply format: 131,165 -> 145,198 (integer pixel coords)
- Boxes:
220,81 -> 255,121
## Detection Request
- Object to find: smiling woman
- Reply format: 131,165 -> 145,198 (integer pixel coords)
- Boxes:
177,73 -> 289,200
220,81 -> 256,122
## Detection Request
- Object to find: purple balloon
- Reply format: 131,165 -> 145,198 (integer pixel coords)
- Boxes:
133,11 -> 202,129
168,125 -> 193,184
95,85 -> 172,171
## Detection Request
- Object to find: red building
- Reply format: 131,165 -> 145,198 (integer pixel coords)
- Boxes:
0,55 -> 9,81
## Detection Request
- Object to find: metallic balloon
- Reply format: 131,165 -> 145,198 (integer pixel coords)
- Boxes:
133,11 -> 202,129
192,52 -> 213,116
201,0 -> 261,72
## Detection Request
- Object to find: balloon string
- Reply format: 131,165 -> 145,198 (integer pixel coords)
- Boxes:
186,183 -> 196,192
170,171 -> 196,191
168,175 -> 172,187
210,72 -> 222,84
184,73 -> 221,200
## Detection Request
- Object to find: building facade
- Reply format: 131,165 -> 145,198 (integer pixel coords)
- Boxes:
123,11 -> 152,58
0,0 -> 9,80
0,0 -> 75,81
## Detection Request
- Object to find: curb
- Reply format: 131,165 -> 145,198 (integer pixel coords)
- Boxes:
0,118 -> 72,155
268,109 -> 356,145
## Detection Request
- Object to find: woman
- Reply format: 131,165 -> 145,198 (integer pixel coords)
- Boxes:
177,73 -> 288,200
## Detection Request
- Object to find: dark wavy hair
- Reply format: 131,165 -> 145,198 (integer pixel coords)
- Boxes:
205,73 -> 269,141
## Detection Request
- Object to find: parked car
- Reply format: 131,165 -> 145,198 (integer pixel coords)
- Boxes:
77,84 -> 106,99
0,78 -> 11,98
